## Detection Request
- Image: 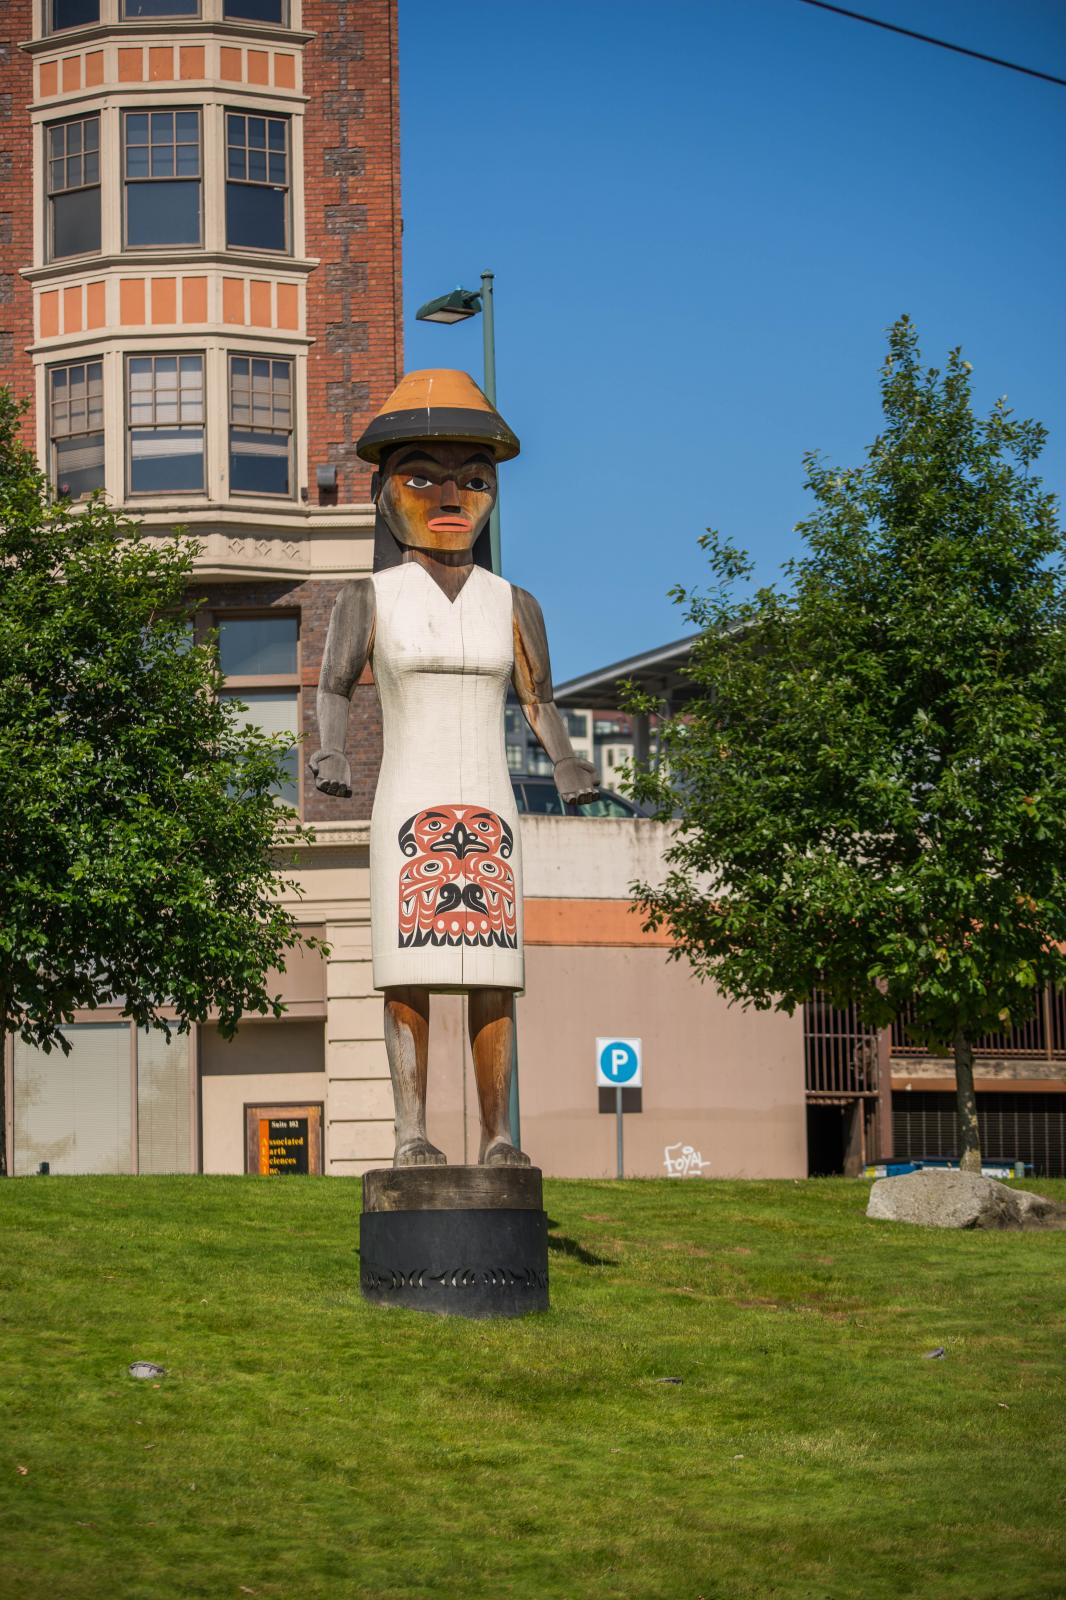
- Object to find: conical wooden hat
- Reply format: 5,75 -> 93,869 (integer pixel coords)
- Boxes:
357,369 -> 520,464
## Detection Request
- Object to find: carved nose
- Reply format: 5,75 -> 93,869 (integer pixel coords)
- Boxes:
439,477 -> 461,509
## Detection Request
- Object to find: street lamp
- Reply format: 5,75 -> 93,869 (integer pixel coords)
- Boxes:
415,270 -> 500,576
416,270 -> 519,1148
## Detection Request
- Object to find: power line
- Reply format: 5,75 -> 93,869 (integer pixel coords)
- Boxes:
795,0 -> 1066,88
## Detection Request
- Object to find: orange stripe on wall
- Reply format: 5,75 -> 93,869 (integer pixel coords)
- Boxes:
276,282 -> 298,329
149,45 -> 174,81
182,276 -> 207,321
39,60 -> 58,97
62,284 -> 82,333
85,282 -> 105,328
179,45 -> 205,79
119,278 -> 146,325
39,291 -> 59,338
249,279 -> 272,327
524,898 -> 673,947
222,277 -> 245,324
150,277 -> 177,324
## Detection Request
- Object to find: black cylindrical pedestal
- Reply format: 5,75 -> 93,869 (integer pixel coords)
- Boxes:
359,1166 -> 548,1318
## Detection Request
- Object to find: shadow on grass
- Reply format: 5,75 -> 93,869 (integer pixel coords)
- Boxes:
546,1217 -> 618,1268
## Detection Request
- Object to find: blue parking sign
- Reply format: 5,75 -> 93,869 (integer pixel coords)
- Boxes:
596,1037 -> 642,1088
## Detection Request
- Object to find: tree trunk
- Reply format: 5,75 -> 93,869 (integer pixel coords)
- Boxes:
0,984 -> 8,1178
954,1031 -> 982,1173
0,1024 -> 7,1179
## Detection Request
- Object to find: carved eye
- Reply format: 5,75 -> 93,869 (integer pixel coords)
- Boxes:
405,475 -> 431,489
465,477 -> 491,493
426,819 -> 443,830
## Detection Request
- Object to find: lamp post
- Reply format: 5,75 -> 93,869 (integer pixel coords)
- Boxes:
414,270 -> 518,1149
415,271 -> 501,576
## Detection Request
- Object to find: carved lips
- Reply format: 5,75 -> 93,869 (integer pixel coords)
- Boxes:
426,515 -> 472,533
398,804 -> 518,949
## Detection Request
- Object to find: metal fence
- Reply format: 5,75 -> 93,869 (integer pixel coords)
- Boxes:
893,1090 -> 1066,1178
890,988 -> 1066,1060
804,993 -> 880,1096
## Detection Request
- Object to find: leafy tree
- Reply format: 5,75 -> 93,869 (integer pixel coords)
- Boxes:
629,319 -> 1066,1171
0,389 -> 319,1176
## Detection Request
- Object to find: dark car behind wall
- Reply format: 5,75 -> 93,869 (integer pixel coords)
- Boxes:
510,775 -> 647,818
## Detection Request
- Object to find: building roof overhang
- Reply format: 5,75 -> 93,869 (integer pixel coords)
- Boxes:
553,634 -> 702,711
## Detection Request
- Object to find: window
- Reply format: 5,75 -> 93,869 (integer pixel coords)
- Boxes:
229,356 -> 293,496
124,110 -> 201,248
47,115 -> 101,260
217,616 -> 300,807
48,0 -> 99,29
127,354 -> 204,494
49,361 -> 105,499
224,0 -> 287,20
121,0 -> 199,15
226,113 -> 289,252
12,1022 -> 193,1177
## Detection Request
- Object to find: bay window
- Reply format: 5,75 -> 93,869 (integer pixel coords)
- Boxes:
229,355 -> 293,497
47,115 -> 101,261
226,113 -> 289,253
49,360 -> 105,500
127,354 -> 205,495
223,1 -> 287,20
124,110 -> 202,249
48,0 -> 99,31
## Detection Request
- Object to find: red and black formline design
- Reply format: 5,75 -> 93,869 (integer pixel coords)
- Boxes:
397,805 -> 518,949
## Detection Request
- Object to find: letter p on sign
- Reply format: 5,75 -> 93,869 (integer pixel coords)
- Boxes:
596,1037 -> 642,1088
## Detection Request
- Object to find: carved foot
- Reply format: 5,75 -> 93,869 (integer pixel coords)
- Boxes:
394,1138 -> 447,1167
482,1139 -> 532,1168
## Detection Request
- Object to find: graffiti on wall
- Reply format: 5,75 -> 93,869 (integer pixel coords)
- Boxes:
663,1142 -> 711,1178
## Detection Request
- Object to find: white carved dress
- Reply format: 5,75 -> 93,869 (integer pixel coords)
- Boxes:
369,561 -> 524,993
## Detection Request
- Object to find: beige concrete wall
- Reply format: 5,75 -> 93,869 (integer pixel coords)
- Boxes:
522,815 -> 678,900
519,947 -> 805,1178
200,1019 -> 326,1175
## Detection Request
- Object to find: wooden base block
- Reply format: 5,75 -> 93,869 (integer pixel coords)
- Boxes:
359,1166 -> 549,1318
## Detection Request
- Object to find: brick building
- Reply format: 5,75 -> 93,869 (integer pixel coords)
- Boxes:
2,0 -> 404,1175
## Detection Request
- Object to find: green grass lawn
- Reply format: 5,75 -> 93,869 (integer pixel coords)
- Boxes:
2,1175 -> 1064,1600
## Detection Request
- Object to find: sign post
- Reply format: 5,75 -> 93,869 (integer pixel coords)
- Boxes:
596,1038 -> 642,1178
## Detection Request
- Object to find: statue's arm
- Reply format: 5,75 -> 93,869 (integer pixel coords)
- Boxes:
511,586 -> 598,805
310,578 -> 376,798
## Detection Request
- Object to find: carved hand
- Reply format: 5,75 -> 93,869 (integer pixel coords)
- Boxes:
554,757 -> 599,805
309,749 -> 352,798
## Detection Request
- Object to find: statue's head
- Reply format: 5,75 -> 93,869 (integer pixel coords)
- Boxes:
377,439 -> 497,555
357,370 -> 520,565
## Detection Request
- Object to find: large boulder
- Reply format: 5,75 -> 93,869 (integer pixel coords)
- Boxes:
866,1167 -> 1066,1230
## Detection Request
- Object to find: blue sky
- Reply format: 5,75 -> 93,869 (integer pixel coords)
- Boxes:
399,0 -> 1066,682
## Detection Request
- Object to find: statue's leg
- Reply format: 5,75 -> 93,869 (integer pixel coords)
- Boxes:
468,987 -> 531,1167
383,986 -> 446,1166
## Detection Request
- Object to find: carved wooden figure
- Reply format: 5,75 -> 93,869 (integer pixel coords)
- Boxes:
311,370 -> 597,1168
